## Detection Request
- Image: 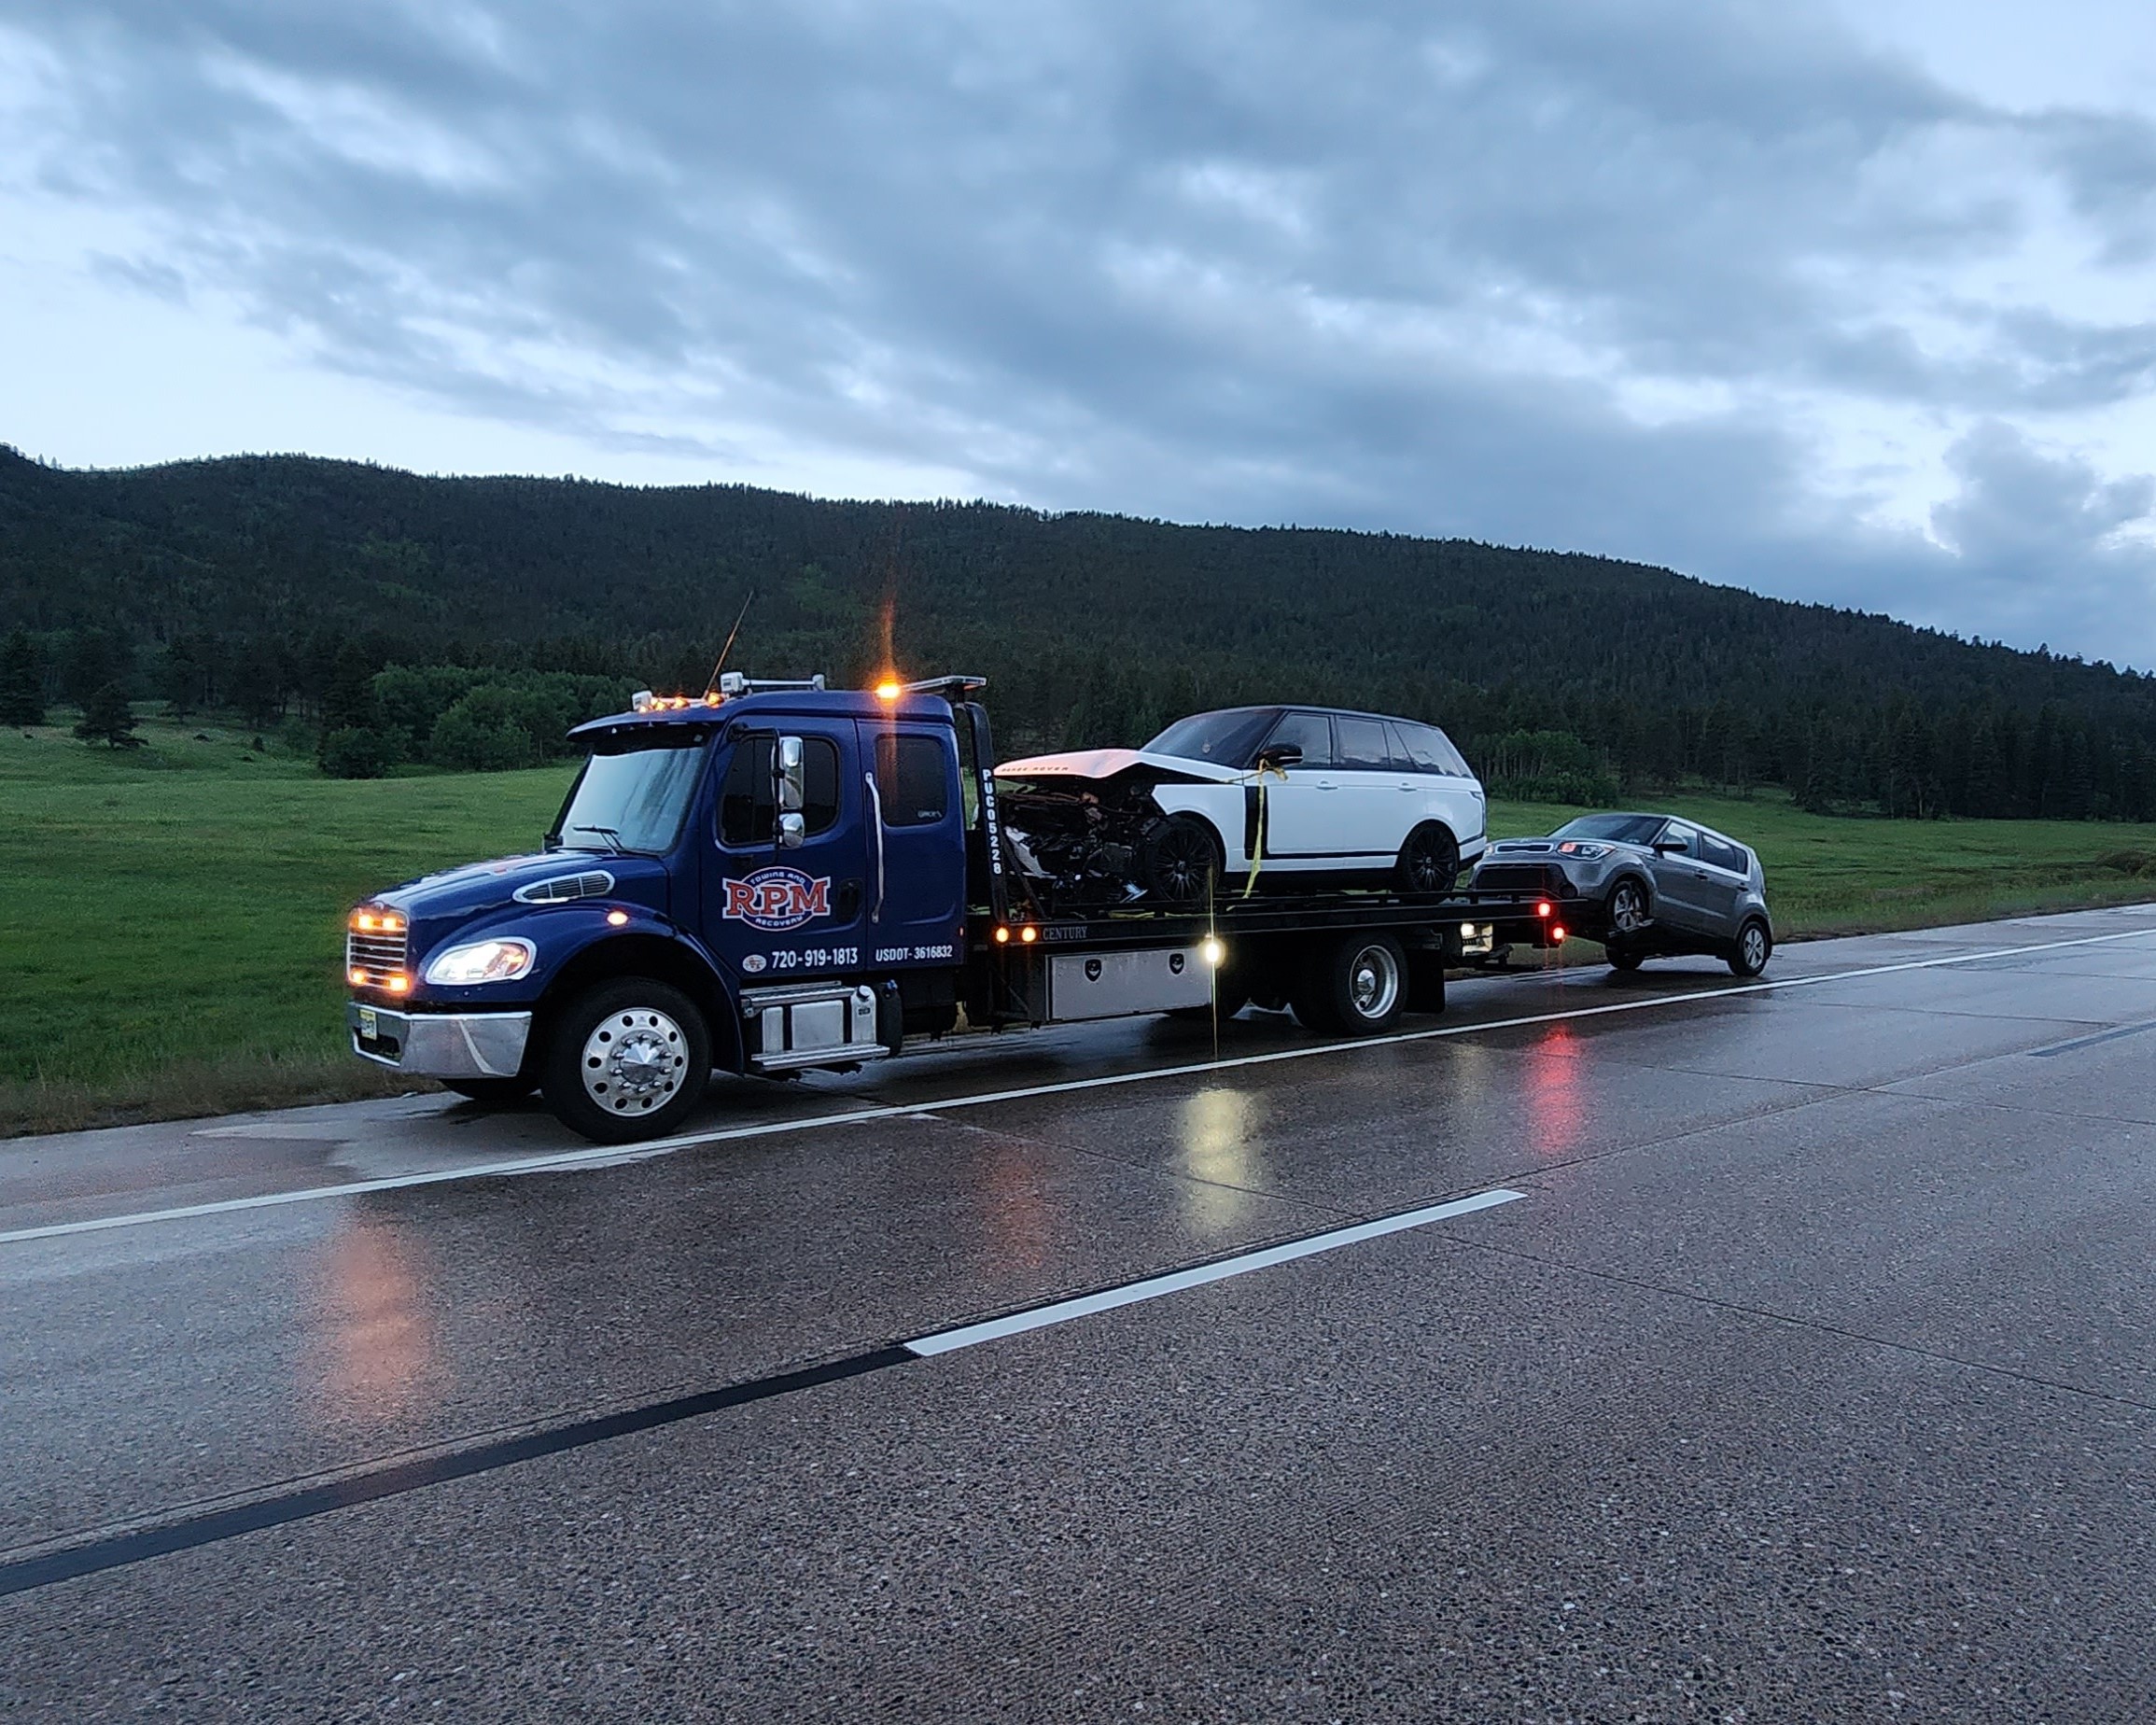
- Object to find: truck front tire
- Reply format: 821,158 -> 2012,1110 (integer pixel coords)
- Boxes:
541,979 -> 711,1143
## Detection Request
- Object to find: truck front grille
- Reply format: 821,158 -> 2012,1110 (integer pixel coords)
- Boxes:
346,911 -> 410,991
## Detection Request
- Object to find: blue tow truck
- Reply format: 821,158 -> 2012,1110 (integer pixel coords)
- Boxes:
345,674 -> 1565,1142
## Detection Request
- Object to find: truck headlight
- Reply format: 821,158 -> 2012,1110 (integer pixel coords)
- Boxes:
423,939 -> 535,986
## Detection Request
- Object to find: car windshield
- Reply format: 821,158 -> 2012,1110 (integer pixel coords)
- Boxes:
1143,708 -> 1281,767
553,729 -> 710,853
1553,813 -> 1669,845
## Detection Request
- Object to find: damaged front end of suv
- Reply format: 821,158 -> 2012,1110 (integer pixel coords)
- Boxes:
995,748 -> 1231,910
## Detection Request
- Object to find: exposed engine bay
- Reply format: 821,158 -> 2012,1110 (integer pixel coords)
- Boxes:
995,764 -> 1225,910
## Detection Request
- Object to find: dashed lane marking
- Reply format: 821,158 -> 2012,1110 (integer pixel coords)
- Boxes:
905,1187 -> 1524,1355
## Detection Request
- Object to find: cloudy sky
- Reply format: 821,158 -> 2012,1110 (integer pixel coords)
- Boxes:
5,1 -> 2155,667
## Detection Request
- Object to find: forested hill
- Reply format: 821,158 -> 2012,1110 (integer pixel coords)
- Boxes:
4,445 -> 2154,819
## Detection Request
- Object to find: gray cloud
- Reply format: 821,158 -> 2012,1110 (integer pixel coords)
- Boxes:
4,0 -> 2155,664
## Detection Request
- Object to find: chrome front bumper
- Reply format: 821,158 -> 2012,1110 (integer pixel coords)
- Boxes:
347,1003 -> 533,1080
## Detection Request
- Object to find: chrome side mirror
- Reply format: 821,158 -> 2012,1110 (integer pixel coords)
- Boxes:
777,810 -> 805,849
775,735 -> 805,814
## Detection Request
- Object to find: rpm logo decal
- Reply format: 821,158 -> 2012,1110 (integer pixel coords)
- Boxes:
722,867 -> 832,932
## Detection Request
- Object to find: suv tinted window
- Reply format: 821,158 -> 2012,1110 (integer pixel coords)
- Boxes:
1145,708 -> 1281,767
1336,716 -> 1391,770
1263,711 -> 1335,768
874,733 -> 950,826
721,736 -> 840,846
1701,833 -> 1745,874
1398,721 -> 1472,778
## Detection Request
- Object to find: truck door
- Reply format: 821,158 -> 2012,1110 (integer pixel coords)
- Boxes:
703,724 -> 872,980
856,720 -> 968,966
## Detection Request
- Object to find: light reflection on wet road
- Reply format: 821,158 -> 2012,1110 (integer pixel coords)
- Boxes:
4,905 -> 2156,1719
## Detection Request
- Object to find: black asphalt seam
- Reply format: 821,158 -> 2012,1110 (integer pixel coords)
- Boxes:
0,1345 -> 916,1600
2027,1018 -> 2156,1057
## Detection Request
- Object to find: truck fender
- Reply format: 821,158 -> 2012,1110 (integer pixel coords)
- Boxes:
536,926 -> 744,1077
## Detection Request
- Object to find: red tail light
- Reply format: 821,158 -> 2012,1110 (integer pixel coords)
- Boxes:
1535,900 -> 1553,919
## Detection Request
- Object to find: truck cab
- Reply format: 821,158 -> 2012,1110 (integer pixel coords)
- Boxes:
346,678 -> 977,1141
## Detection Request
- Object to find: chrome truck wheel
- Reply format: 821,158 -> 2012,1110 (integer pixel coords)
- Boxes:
1294,932 -> 1407,1035
542,979 -> 711,1143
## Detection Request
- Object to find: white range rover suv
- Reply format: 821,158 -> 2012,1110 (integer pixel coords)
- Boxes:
996,705 -> 1489,907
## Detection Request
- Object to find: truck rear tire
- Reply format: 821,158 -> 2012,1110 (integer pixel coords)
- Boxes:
1293,933 -> 1407,1036
1405,949 -> 1447,1015
541,979 -> 711,1143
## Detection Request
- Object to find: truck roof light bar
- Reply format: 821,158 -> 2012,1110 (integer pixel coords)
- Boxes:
902,674 -> 988,701
717,672 -> 827,697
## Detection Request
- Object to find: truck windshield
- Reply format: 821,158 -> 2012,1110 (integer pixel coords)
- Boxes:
553,730 -> 708,853
1552,814 -> 1667,845
1143,708 -> 1281,767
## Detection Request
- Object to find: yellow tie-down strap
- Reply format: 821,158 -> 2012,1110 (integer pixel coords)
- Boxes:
1242,761 -> 1288,898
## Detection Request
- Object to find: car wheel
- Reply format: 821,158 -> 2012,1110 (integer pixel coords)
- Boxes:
1293,933 -> 1407,1036
1141,814 -> 1223,907
541,979 -> 711,1143
1394,823 -> 1460,899
1729,919 -> 1772,978
442,1077 -> 532,1106
1605,876 -> 1649,936
1607,945 -> 1644,972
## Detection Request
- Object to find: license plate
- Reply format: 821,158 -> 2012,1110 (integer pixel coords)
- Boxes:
357,1006 -> 378,1039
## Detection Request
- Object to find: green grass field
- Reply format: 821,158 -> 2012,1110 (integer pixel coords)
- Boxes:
6,714 -> 2154,1135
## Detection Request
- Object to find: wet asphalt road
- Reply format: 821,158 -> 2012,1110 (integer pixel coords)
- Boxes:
5,906 -> 2156,1721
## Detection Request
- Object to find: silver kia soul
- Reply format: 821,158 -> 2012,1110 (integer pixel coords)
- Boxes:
1471,811 -> 1774,976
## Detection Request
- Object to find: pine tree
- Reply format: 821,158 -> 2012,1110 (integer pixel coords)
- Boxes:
0,629 -> 43,726
74,680 -> 142,748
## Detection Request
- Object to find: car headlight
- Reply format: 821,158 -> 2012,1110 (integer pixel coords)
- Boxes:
423,938 -> 535,986
1556,842 -> 1610,859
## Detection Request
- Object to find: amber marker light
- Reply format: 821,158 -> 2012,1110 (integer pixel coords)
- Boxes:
875,678 -> 903,701
385,975 -> 410,993
993,926 -> 1011,944
606,909 -> 629,927
348,968 -> 366,987
1019,925 -> 1038,944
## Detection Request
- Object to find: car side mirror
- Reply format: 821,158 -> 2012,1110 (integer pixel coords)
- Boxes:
1254,743 -> 1303,770
1652,838 -> 1682,854
775,735 -> 805,813
777,810 -> 805,849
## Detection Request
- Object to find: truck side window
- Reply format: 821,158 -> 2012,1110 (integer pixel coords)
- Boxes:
720,736 -> 841,846
875,733 -> 949,826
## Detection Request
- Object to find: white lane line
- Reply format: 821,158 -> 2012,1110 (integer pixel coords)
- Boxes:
4,920 -> 2152,1248
905,1187 -> 1526,1356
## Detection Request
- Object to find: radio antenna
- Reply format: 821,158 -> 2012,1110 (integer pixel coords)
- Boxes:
704,592 -> 755,698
